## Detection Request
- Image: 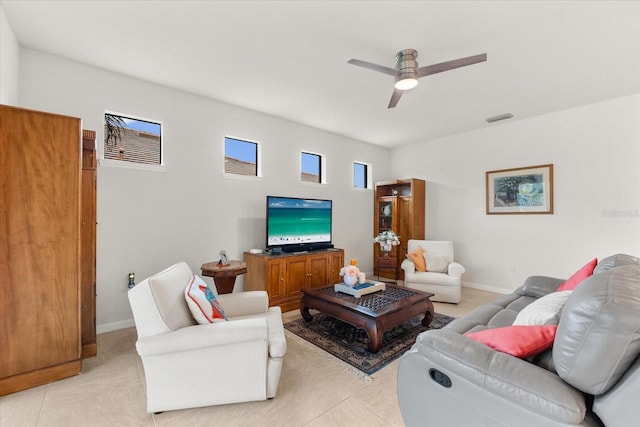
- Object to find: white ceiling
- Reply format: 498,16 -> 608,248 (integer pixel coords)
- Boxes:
2,1 -> 640,148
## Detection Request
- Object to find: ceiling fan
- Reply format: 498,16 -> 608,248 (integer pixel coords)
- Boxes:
347,49 -> 487,108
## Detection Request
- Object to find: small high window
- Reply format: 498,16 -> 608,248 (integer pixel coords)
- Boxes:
225,137 -> 260,176
104,112 -> 162,165
301,151 -> 324,184
353,161 -> 370,189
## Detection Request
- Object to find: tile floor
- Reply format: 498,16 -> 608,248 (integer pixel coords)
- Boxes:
0,286 -> 500,427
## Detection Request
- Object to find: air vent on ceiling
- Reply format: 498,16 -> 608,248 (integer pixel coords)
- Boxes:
486,113 -> 514,123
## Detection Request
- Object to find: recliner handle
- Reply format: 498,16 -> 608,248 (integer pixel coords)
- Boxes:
429,368 -> 452,388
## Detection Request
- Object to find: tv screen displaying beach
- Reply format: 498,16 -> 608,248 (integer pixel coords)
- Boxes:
267,197 -> 331,246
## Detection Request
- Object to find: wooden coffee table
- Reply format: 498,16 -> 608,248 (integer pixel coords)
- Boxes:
300,284 -> 434,353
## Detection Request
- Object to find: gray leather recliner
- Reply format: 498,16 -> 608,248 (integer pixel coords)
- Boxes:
397,254 -> 640,427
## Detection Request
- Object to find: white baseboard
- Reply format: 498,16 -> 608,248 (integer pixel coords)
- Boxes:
367,272 -> 511,295
462,281 -> 511,295
97,319 -> 135,335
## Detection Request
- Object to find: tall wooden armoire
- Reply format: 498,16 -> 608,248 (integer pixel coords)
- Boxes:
373,178 -> 425,280
0,105 -> 92,395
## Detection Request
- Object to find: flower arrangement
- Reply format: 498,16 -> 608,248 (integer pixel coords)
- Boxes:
374,230 -> 400,252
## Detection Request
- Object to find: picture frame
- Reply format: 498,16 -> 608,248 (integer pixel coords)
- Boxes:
218,250 -> 229,266
486,164 -> 554,214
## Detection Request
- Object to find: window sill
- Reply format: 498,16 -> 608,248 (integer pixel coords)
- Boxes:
222,172 -> 264,182
300,180 -> 327,187
99,159 -> 166,172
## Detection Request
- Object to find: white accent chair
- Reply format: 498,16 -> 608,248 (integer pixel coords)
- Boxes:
127,262 -> 286,413
401,240 -> 465,303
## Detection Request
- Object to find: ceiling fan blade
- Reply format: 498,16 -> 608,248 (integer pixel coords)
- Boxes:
388,88 -> 404,108
416,53 -> 487,78
347,59 -> 399,77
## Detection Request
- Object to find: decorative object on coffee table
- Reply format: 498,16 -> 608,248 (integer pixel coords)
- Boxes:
334,280 -> 385,298
284,312 -> 454,375
339,264 -> 365,286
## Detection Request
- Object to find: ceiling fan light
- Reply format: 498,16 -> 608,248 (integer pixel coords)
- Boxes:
395,77 -> 418,91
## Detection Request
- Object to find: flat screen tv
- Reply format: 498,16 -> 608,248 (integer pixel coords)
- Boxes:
266,196 -> 333,253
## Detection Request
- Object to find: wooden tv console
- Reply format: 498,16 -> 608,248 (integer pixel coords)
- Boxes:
243,248 -> 344,312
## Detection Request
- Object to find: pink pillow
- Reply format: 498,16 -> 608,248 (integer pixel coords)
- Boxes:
557,258 -> 598,291
465,325 -> 558,358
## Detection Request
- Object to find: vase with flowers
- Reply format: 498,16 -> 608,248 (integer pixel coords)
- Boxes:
374,230 -> 400,257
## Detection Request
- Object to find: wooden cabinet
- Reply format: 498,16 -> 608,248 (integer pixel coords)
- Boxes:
244,249 -> 344,312
0,105 -> 85,395
328,251 -> 344,284
374,179 -> 425,280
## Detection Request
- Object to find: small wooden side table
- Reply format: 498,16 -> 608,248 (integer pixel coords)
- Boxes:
201,260 -> 247,294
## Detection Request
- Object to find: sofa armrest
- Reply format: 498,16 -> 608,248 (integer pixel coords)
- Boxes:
593,356 -> 640,426
515,276 -> 565,298
412,329 -> 586,424
217,290 -> 268,317
136,318 -> 268,356
448,261 -> 465,277
401,258 -> 416,274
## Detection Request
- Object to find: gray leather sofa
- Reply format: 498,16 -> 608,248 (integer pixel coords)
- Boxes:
397,254 -> 640,427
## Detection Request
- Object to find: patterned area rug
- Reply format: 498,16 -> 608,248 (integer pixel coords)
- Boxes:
284,312 -> 455,375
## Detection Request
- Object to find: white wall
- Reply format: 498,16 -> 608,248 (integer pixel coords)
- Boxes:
391,94 -> 640,293
11,46 -> 640,331
18,49 -> 390,332
0,6 -> 19,105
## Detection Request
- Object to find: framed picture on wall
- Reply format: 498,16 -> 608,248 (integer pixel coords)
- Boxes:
486,164 -> 554,214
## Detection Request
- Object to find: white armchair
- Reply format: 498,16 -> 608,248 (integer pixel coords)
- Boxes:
401,240 -> 465,303
127,262 -> 286,413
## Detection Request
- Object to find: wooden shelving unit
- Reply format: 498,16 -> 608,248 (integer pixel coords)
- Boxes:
374,179 -> 425,280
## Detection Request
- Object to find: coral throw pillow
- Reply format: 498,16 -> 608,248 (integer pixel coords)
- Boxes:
406,246 -> 426,272
465,325 -> 558,358
184,274 -> 227,324
557,258 -> 598,291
